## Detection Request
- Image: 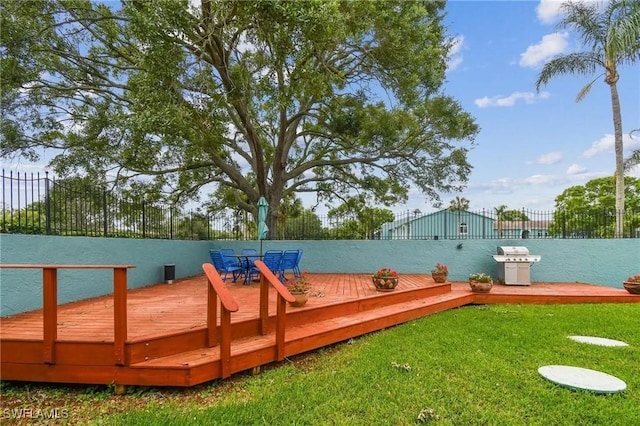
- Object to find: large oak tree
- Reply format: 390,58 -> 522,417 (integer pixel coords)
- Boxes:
1,0 -> 478,235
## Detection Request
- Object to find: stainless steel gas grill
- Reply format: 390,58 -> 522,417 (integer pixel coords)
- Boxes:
492,246 -> 541,285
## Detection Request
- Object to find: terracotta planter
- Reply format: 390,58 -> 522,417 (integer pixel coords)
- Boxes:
432,272 -> 448,283
372,276 -> 398,292
289,291 -> 309,307
623,281 -> 640,295
469,280 -> 492,293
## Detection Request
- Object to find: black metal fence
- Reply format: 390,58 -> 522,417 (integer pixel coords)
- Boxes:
2,170 -> 639,240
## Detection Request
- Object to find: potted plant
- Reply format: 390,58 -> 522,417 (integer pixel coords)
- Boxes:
468,272 -> 493,293
372,267 -> 399,292
623,275 -> 640,295
431,263 -> 448,283
286,271 -> 311,307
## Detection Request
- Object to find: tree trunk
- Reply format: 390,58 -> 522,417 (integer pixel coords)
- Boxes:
609,81 -> 625,238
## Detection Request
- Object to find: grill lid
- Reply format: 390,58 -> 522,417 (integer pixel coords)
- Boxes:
497,246 -> 530,256
494,246 -> 541,262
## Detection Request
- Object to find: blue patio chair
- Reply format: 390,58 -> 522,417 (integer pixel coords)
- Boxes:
241,248 -> 258,263
293,249 -> 303,278
278,250 -> 300,282
220,248 -> 242,268
209,250 -> 243,283
261,250 -> 283,278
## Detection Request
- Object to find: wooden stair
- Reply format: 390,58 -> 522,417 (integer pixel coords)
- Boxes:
126,288 -> 472,387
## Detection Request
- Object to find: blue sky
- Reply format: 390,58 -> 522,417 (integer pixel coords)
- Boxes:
3,0 -> 639,216
415,0 -> 640,214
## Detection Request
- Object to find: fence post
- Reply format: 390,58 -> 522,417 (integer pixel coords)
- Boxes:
45,172 -> 51,235
170,206 -> 174,240
443,211 -> 447,239
102,189 -> 108,237
142,200 -> 146,238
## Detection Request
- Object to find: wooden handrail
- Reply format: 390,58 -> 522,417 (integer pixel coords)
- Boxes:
0,264 -> 135,366
202,263 -> 240,312
254,260 -> 295,361
202,263 -> 239,378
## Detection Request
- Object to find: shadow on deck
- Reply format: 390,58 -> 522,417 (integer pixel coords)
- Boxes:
1,267 -> 638,388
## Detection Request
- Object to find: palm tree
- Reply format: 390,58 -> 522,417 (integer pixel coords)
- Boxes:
494,204 -> 507,238
449,196 -> 470,235
535,0 -> 640,238
448,196 -> 470,211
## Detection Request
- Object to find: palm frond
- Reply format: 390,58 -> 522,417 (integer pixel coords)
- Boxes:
558,1 -> 606,49
624,149 -> 640,172
607,0 -> 640,63
575,76 -> 602,102
535,53 -> 601,91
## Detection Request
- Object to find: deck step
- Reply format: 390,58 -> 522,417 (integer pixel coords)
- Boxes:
130,292 -> 472,377
125,284 -> 452,364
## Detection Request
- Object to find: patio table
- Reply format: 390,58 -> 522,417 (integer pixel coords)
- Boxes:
235,254 -> 263,285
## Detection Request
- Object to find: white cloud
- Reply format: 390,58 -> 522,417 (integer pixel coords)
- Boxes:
536,1 -> 601,25
474,91 -> 550,108
582,134 -> 612,157
531,151 -> 563,165
447,35 -> 464,71
524,174 -> 564,185
519,32 -> 569,68
582,133 -> 639,158
628,165 -> 640,178
536,0 -> 564,24
566,164 -> 587,174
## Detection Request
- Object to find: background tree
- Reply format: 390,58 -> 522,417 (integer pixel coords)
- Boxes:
1,0 -> 478,237
277,195 -> 304,240
282,209 -> 324,240
448,196 -> 470,236
0,202 -> 47,234
448,196 -> 470,211
328,199 -> 394,240
535,0 -> 640,238
501,209 -> 529,221
493,204 -> 508,238
549,176 -> 640,237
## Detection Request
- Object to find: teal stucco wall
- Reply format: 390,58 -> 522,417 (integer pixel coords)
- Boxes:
0,234 -> 212,316
1,234 -> 639,316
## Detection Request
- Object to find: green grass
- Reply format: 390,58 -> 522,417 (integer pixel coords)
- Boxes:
2,303 -> 639,425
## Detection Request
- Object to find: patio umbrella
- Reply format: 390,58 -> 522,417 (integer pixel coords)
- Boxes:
257,196 -> 269,255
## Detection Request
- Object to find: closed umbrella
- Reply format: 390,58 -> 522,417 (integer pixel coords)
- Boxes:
257,196 -> 269,255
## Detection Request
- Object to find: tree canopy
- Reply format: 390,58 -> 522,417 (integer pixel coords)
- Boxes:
549,176 -> 640,237
1,0 -> 478,235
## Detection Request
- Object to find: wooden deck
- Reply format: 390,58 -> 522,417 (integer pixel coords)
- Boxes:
1,268 -> 638,388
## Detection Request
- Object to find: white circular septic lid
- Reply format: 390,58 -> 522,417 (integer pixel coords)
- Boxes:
568,336 -> 629,347
538,365 -> 627,394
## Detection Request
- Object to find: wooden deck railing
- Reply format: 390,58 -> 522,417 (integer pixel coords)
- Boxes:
201,263 -> 240,378
254,260 -> 296,361
0,264 -> 135,365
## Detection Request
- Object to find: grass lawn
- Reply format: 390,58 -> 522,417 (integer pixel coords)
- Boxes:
1,303 -> 638,425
